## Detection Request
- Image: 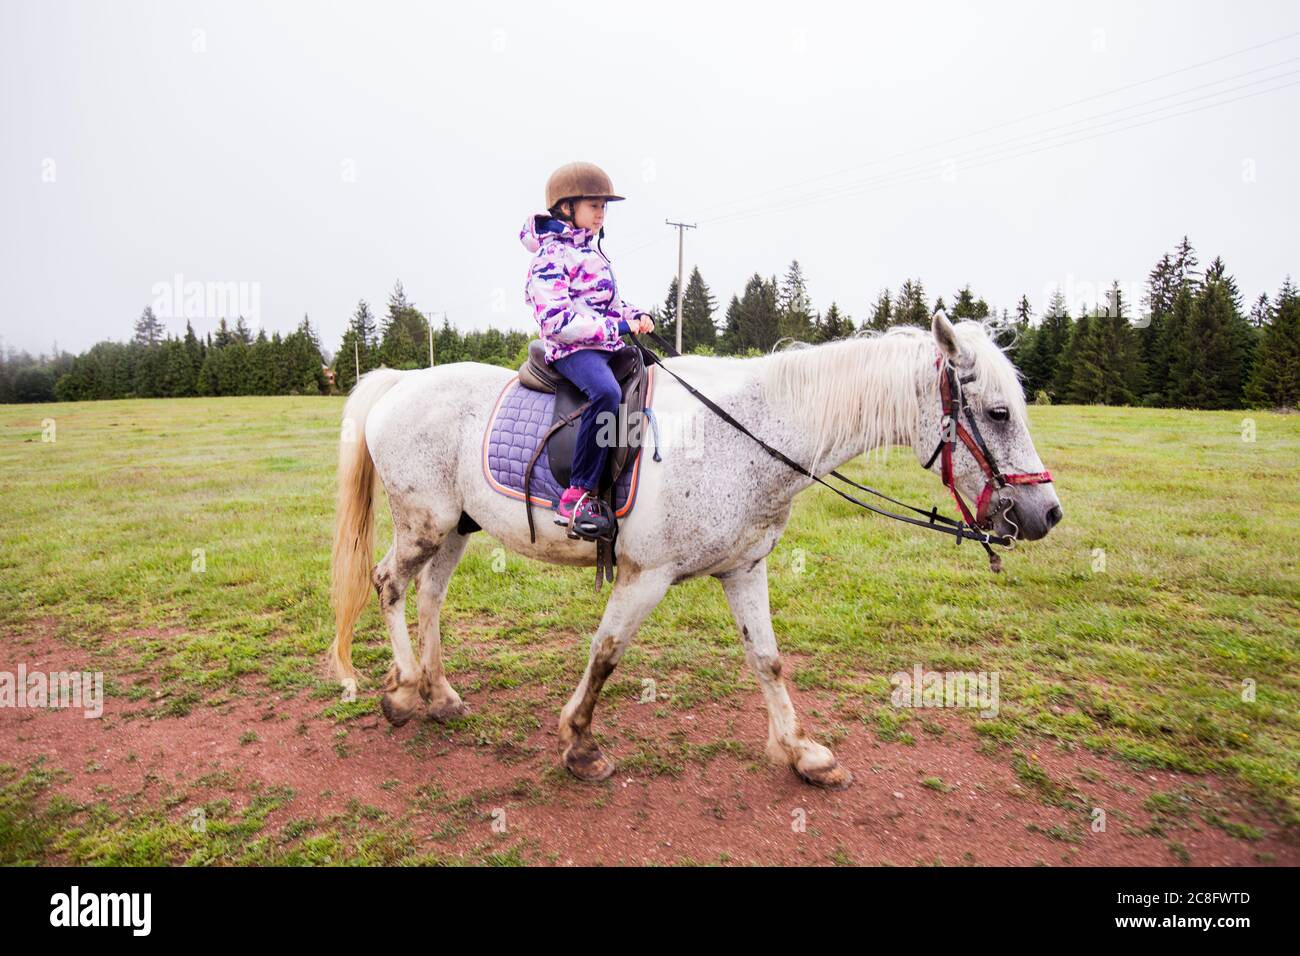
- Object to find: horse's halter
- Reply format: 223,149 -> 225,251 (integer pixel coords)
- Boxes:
922,355 -> 1053,537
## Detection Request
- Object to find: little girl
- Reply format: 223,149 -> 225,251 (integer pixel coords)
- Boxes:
519,161 -> 655,539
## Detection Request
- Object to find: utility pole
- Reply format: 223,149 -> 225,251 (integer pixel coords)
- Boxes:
665,219 -> 697,354
354,335 -> 360,385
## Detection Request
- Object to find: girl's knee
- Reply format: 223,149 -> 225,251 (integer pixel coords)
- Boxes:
592,378 -> 621,409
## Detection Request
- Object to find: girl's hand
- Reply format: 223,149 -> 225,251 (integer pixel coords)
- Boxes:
636,316 -> 655,335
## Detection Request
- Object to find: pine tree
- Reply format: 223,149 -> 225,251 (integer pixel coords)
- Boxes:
297,313 -> 322,352
1033,291 -> 1073,399
353,299 -> 378,351
720,275 -> 780,354
894,280 -> 929,327
133,339 -> 167,397
720,294 -> 743,354
1249,293 -> 1271,329
183,321 -> 203,374
778,260 -> 815,342
233,316 -> 254,345
1064,284 -> 1143,404
756,275 -> 782,351
248,331 -> 278,395
133,306 -> 165,347
1055,307 -> 1091,401
1172,235 -> 1200,289
866,289 -> 892,330
1141,253 -> 1177,403
379,280 -> 428,368
680,267 -> 718,352
159,338 -> 197,397
1245,278 -> 1300,407
435,316 -> 463,365
333,300 -> 380,392
819,302 -> 854,340
1166,263 -> 1251,408
1162,285 -> 1196,406
950,286 -> 991,320
1015,295 -> 1033,326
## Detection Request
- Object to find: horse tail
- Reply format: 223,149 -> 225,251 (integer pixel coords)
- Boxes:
329,367 -> 405,693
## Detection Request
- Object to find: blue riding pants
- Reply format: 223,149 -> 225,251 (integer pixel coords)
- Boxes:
551,347 -> 622,493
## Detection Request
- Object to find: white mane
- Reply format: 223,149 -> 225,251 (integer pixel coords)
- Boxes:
759,321 -> 1028,476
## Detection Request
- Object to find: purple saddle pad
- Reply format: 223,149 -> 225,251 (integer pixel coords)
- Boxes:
481,376 -> 651,518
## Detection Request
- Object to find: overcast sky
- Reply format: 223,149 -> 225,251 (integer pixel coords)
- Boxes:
3,0 -> 1299,356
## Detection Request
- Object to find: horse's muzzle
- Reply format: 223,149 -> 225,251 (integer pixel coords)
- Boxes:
1000,488 -> 1063,542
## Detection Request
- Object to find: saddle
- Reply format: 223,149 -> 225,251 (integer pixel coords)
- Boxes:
516,339 -> 655,590
517,340 -> 651,488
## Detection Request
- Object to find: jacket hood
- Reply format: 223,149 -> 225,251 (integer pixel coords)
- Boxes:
519,213 -> 599,254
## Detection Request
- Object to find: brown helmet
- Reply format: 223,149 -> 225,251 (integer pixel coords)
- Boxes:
545,161 -> 626,211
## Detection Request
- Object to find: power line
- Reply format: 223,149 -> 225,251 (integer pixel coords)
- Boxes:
688,29 -> 1300,220
701,65 -> 1300,226
607,32 -> 1300,254
703,77 -> 1300,229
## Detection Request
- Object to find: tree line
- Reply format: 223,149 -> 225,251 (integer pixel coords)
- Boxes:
3,237 -> 1296,409
649,237 -> 1298,409
331,280 -> 534,393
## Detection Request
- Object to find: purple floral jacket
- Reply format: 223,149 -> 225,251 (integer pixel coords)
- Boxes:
520,213 -> 651,365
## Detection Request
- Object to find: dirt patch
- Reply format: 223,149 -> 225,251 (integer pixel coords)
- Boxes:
2,629 -> 1294,866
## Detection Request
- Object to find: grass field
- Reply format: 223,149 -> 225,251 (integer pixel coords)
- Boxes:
1,394 -> 1297,865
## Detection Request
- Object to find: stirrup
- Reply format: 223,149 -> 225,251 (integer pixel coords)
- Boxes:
564,492 -> 615,542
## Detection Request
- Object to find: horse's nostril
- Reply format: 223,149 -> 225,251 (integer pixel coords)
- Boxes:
1045,505 -> 1063,528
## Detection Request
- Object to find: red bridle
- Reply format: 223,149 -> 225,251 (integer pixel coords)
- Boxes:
923,356 -> 1053,534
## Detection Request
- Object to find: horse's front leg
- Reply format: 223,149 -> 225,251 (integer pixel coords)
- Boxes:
558,567 -> 673,782
717,558 -> 852,789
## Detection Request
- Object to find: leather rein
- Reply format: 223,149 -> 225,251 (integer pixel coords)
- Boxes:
630,329 -> 1053,573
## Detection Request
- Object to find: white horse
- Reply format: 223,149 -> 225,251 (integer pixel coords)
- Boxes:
328,313 -> 1062,788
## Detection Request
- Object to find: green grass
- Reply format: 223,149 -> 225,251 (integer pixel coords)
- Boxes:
1,396 -> 1298,862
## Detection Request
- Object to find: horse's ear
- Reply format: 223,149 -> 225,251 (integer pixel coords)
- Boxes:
932,310 -> 962,364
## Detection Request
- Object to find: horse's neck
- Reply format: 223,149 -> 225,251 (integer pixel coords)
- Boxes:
754,340 -> 915,476
722,340 -> 921,502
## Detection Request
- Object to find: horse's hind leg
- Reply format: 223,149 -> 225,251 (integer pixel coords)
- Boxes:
374,533 -> 438,727
416,531 -> 471,721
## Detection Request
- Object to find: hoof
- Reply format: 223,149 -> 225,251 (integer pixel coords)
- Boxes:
379,684 -> 423,728
425,699 -> 471,722
563,742 -> 616,783
379,693 -> 415,727
795,759 -> 854,791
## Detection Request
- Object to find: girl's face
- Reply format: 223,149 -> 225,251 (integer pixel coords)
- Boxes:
566,198 -> 606,232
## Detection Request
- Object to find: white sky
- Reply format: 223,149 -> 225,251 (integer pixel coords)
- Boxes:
3,0 -> 1299,356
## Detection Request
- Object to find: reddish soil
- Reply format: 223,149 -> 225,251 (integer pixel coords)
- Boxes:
2,628 -> 1295,866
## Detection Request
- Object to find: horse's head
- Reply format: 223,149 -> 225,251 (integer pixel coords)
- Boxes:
912,311 -> 1062,542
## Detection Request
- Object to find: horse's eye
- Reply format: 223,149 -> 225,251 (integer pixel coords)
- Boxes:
987,407 -> 1010,422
